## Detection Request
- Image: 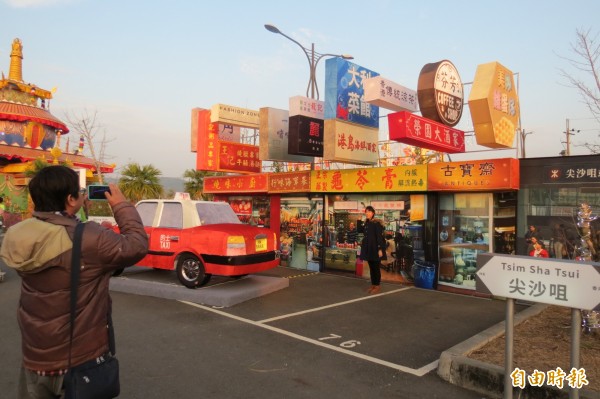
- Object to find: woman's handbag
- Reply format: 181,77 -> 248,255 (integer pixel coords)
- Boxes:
64,223 -> 120,399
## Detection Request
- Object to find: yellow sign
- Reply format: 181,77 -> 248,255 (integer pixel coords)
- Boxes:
323,119 -> 379,165
310,165 -> 427,193
409,194 -> 426,221
210,104 -> 260,129
468,62 -> 520,148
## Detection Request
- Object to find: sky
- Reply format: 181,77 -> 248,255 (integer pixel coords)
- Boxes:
1,0 -> 599,177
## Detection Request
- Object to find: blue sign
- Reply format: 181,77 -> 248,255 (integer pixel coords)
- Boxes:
324,58 -> 380,128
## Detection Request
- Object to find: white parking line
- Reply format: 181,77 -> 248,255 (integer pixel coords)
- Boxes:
180,298 -> 439,377
257,287 -> 412,324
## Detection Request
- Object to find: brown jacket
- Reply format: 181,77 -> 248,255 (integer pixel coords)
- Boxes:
0,201 -> 148,372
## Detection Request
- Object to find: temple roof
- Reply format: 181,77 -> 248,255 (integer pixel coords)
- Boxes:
0,144 -> 114,173
0,101 -> 69,132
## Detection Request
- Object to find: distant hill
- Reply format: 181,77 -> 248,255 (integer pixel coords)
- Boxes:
104,176 -> 185,194
160,177 -> 185,193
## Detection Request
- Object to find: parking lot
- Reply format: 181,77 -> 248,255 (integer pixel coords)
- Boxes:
0,265 -> 513,398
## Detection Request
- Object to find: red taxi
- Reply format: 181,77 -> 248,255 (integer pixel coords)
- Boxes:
132,199 -> 279,288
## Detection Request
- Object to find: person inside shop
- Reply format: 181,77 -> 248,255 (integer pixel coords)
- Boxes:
359,206 -> 386,295
530,240 -> 549,258
525,225 -> 542,254
346,222 -> 358,246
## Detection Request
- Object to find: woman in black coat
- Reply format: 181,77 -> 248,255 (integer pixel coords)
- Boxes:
360,206 -> 386,294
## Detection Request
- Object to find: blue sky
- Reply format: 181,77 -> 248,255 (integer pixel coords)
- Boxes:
1,0 -> 599,177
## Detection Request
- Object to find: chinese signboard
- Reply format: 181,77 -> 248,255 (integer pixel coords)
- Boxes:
324,58 -> 380,128
193,109 -> 218,171
544,163 -> 600,184
469,61 -> 520,148
323,119 -> 378,165
476,253 -> 600,310
210,103 -> 260,129
363,76 -> 418,113
388,111 -> 465,153
203,173 -> 268,194
218,142 -> 261,174
258,107 -> 313,163
288,115 -> 324,157
417,60 -> 464,127
310,165 -> 427,193
268,171 -> 311,193
289,96 -> 325,119
370,200 -> 405,210
191,108 -> 205,152
427,158 -> 519,191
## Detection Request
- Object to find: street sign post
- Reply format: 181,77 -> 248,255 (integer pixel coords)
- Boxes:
477,253 -> 600,399
476,253 -> 600,311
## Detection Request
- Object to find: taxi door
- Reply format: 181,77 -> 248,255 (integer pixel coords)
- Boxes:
136,201 -> 184,270
148,202 -> 185,269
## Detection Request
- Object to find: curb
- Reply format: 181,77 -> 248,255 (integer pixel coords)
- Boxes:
438,303 -> 600,399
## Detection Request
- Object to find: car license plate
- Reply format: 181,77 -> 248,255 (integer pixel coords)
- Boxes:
255,238 -> 267,252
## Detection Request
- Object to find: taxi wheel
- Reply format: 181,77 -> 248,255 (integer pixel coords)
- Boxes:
176,255 -> 211,289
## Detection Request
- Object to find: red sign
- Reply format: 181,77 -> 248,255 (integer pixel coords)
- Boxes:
218,142 -> 261,174
203,174 -> 268,194
388,111 -> 465,153
195,109 -> 219,171
268,171 -> 311,193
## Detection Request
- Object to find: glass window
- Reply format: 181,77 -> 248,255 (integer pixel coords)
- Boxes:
136,202 -> 158,227
196,203 -> 241,225
159,203 -> 183,229
438,193 -> 492,290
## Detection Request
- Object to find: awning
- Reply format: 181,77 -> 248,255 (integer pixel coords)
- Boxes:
0,101 -> 69,133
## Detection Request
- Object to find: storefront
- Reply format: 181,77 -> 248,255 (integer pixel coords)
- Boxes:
428,158 -> 520,293
310,165 -> 429,284
517,154 -> 600,260
204,166 -> 429,283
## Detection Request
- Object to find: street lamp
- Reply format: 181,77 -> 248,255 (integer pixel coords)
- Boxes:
519,129 -> 533,158
264,23 -> 353,100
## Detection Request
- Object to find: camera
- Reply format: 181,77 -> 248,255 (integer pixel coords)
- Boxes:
87,185 -> 111,201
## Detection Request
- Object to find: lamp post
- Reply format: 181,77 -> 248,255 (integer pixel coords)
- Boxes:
264,23 -> 353,100
519,129 -> 533,158
564,118 -> 580,156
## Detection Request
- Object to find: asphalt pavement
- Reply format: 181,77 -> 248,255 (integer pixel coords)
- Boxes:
0,263 -> 578,398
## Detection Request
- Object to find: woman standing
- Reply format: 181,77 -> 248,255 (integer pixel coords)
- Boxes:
360,206 -> 386,294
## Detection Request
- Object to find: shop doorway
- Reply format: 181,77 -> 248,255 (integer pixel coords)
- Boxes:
279,197 -> 323,271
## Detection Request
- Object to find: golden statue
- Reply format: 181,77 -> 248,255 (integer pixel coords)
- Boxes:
9,38 -> 23,82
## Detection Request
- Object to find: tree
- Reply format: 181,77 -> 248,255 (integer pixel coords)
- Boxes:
118,163 -> 163,203
64,109 -> 114,182
560,28 -> 600,153
183,169 -> 221,200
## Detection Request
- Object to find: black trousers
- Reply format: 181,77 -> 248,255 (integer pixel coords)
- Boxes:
367,260 -> 381,285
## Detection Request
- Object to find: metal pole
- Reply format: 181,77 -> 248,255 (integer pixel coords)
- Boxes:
504,298 -> 514,399
566,118 -> 571,156
310,43 -> 316,99
570,309 -> 581,399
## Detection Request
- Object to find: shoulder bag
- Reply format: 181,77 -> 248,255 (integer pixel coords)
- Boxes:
64,223 -> 120,399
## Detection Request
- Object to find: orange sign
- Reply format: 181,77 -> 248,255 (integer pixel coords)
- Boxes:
194,109 -> 218,171
427,158 -> 519,191
268,171 -> 311,193
203,173 -> 268,194
469,62 -> 520,148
